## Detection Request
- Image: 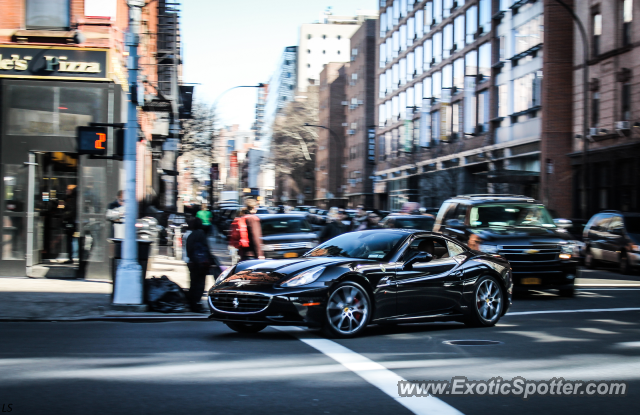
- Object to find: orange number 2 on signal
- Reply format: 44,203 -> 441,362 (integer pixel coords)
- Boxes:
95,133 -> 106,150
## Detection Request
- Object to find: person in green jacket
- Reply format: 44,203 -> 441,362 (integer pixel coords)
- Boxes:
196,204 -> 213,235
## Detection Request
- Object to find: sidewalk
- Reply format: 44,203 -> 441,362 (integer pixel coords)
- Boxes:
0,240 -> 233,321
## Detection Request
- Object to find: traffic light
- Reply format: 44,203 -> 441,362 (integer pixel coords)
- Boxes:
77,126 -> 108,155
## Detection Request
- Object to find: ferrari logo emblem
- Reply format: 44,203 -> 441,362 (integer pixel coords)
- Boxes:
380,265 -> 386,272
232,298 -> 239,308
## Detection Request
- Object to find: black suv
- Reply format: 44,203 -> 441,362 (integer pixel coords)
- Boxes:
583,211 -> 640,274
433,194 -> 579,296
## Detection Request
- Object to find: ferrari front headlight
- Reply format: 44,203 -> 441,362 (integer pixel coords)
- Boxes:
281,266 -> 325,287
214,266 -> 236,286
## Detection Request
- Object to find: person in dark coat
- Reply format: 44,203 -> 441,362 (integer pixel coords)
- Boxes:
185,217 -> 210,313
357,212 -> 382,230
319,209 -> 349,243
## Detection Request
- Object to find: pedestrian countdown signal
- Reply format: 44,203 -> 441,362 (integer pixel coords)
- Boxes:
77,126 -> 108,155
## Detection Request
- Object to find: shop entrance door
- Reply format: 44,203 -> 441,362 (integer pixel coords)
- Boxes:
27,152 -> 79,277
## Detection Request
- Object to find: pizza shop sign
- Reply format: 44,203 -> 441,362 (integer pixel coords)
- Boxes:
0,46 -> 108,79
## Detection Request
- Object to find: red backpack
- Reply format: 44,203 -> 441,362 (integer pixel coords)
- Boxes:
229,216 -> 250,249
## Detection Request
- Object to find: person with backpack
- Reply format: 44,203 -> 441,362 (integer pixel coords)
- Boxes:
185,217 -> 212,313
228,199 -> 264,261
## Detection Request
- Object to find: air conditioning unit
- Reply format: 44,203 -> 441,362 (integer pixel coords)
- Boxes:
341,101 -> 348,105
589,127 -> 599,136
357,100 -> 364,105
347,129 -> 355,135
616,121 -> 631,130
342,122 -> 349,127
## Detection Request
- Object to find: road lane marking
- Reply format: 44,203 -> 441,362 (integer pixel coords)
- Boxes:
578,288 -> 640,291
575,327 -> 619,335
507,307 -> 640,316
275,326 -> 463,415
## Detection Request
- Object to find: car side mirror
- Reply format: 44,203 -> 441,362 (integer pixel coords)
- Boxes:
553,218 -> 573,229
403,251 -> 433,270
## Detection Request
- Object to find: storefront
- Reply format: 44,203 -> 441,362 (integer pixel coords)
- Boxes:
0,45 -> 124,278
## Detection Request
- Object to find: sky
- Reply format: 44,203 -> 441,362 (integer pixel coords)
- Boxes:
180,0 -> 377,131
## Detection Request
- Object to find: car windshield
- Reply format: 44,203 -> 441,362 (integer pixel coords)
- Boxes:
305,231 -> 407,260
393,217 -> 435,231
261,218 -> 313,235
469,204 -> 556,228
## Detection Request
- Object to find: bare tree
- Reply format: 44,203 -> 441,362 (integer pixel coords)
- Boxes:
271,90 -> 319,202
180,101 -> 217,160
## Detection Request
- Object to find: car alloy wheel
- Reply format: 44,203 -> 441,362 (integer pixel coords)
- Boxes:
324,282 -> 371,338
225,322 -> 267,333
466,276 -> 504,327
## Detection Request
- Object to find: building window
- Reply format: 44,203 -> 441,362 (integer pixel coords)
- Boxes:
307,64 -> 310,68
478,90 -> 489,132
433,31 -> 443,64
432,71 -> 442,99
26,0 -> 70,30
454,15 -> 465,51
623,0 -> 633,47
443,24 -> 453,59
308,34 -> 312,39
424,38 -> 433,70
337,50 -> 341,55
592,92 -> 600,126
513,72 -> 541,113
479,0 -> 491,34
466,5 -> 477,44
322,50 -> 326,54
338,35 -> 342,40
622,82 -> 631,121
514,15 -> 544,55
465,49 -> 477,76
478,42 -> 491,81
322,35 -> 326,39
453,58 -> 464,90
425,1 -> 433,29
593,12 -> 602,57
434,0 -> 443,25
307,49 -> 311,54
498,84 -> 509,118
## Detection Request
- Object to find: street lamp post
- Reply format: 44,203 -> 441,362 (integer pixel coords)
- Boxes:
304,123 -> 343,206
112,0 -> 144,309
552,0 -> 590,218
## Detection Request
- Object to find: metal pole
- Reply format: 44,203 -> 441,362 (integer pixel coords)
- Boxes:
113,0 -> 144,307
25,153 -> 36,276
552,0 -> 590,218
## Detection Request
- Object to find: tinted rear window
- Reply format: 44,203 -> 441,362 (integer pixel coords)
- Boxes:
261,218 -> 313,235
393,217 -> 435,231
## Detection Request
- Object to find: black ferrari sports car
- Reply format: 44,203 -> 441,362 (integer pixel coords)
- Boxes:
208,229 -> 513,338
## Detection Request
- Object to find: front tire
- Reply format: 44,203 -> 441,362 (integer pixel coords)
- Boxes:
465,275 -> 505,327
323,281 -> 371,338
225,322 -> 267,333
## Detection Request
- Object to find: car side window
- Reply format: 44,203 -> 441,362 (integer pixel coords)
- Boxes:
453,204 -> 468,223
446,240 -> 466,256
595,215 -> 611,231
608,215 -> 624,232
402,238 -> 450,262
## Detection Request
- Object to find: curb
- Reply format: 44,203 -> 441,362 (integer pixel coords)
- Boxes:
0,314 -> 212,323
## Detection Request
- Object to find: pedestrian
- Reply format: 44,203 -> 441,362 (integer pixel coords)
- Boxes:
228,198 -> 264,261
62,185 -> 77,264
106,190 -> 125,238
196,204 -> 213,235
352,204 -> 367,231
357,212 -> 382,230
185,217 -> 211,313
319,209 -> 349,243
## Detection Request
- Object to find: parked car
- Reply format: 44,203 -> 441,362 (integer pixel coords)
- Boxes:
257,214 -> 318,259
583,211 -> 640,274
209,229 -> 512,337
433,194 -> 579,296
380,214 -> 435,231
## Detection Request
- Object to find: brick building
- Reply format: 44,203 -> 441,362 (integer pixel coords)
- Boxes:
0,0 -> 181,278
567,0 -> 640,218
316,62 -> 348,208
344,19 -> 378,208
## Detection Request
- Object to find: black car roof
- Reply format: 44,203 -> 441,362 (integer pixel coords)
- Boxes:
446,194 -> 539,205
255,214 -> 309,220
600,210 -> 640,217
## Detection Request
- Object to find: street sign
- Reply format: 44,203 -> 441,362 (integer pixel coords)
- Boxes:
77,126 -> 108,155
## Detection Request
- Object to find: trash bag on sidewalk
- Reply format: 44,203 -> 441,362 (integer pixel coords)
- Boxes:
145,275 -> 188,313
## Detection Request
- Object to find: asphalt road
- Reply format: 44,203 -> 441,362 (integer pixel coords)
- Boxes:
2,287 -> 640,415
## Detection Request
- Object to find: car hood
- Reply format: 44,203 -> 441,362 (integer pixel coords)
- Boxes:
217,257 -> 355,287
262,233 -> 317,244
472,226 -> 573,243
